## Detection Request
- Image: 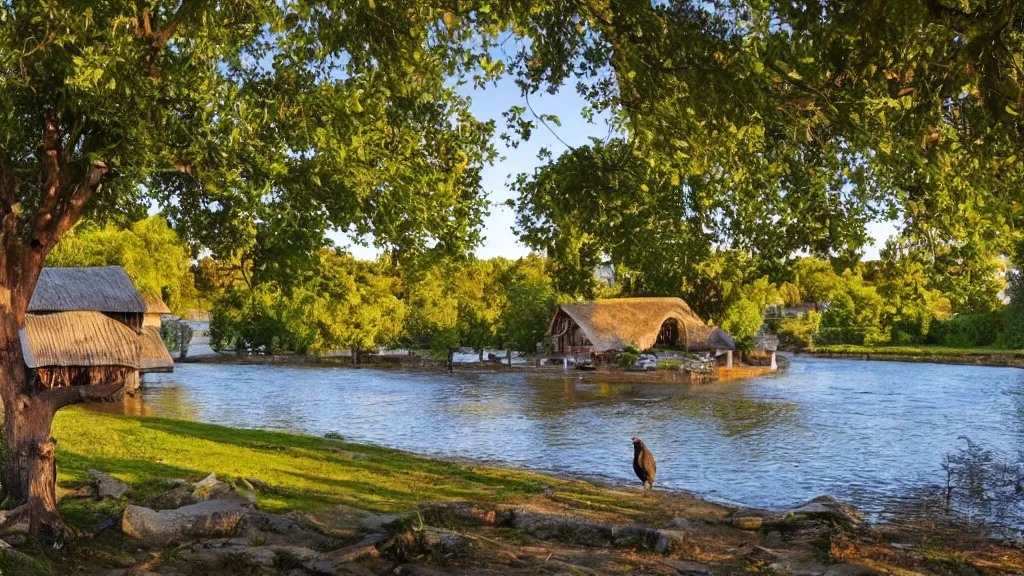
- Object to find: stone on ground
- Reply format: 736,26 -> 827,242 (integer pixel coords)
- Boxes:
89,469 -> 130,498
303,533 -> 386,575
121,499 -> 247,545
191,473 -> 232,500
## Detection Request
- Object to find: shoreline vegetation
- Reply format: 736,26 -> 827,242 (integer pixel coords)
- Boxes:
2,407 -> 1014,575
808,345 -> 1024,369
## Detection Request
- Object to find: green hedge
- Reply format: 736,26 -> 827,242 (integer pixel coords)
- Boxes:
927,312 -> 1003,348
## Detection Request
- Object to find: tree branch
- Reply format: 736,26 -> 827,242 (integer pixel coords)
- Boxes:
33,114 -> 64,235
36,382 -> 124,412
38,161 -> 106,250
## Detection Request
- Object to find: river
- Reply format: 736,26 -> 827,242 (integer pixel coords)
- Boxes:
124,357 -> 1024,522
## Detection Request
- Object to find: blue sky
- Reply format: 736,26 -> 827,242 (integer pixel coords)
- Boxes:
336,78 -> 898,262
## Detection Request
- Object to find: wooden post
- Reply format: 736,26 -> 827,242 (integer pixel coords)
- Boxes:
726,350 -> 733,368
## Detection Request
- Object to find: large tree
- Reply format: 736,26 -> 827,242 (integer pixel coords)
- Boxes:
0,0 -> 507,537
511,0 -> 1024,299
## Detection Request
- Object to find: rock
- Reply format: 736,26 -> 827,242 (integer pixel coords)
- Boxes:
780,496 -> 863,528
89,469 -> 130,499
122,500 -> 247,545
152,484 -> 198,509
510,509 -> 613,546
419,501 -> 498,526
236,511 -> 341,550
192,473 -> 232,501
822,565 -> 884,576
304,534 -> 386,575
662,558 -> 712,575
610,525 -> 662,550
329,563 -> 378,576
655,529 -> 695,554
358,513 -> 399,533
420,528 -> 467,554
764,530 -> 785,547
732,516 -> 764,530
182,543 -> 321,571
392,565 -> 449,576
185,545 -> 279,567
745,545 -> 784,563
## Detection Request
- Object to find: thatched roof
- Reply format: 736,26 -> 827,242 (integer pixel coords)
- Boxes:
143,294 -> 171,315
551,297 -> 735,352
140,326 -> 174,373
29,267 -> 146,314
20,312 -> 140,369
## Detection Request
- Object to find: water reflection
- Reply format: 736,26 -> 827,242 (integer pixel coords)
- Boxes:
102,358 -> 1024,520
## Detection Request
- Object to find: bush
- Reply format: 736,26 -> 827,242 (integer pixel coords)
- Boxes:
1002,303 -> 1024,349
618,344 -> 641,369
773,311 -> 820,351
927,312 -> 1002,348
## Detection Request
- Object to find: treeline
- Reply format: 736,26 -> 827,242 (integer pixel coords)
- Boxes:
199,251 -> 558,358
47,216 -> 1020,356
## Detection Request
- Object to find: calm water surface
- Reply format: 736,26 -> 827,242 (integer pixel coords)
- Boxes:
131,357 -> 1024,516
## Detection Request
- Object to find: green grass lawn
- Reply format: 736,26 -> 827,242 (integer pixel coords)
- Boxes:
50,407 -> 667,533
813,344 -> 1024,356
53,407 -> 552,517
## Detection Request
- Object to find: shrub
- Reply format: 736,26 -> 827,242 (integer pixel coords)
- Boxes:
773,311 -> 820,351
618,344 -> 641,369
928,313 -> 1002,348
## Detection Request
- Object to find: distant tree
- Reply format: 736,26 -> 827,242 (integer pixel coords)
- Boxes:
451,259 -> 512,361
47,217 -> 198,313
211,251 -> 405,357
719,298 -> 763,350
403,266 -> 461,366
499,256 -> 558,354
792,259 -> 841,306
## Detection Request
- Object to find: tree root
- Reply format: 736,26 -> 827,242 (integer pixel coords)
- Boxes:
0,501 -> 77,547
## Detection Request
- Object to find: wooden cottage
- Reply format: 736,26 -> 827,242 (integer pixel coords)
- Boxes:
20,311 -> 141,394
140,294 -> 175,373
549,297 -> 736,360
29,266 -> 147,328
140,326 -> 174,373
24,266 -> 174,390
143,294 -> 171,329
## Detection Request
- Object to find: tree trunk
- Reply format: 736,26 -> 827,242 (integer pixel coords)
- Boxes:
506,349 -> 512,367
352,347 -> 360,365
0,279 -> 72,539
447,350 -> 453,373
478,349 -> 483,363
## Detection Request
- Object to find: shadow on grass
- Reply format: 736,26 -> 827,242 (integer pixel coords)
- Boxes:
54,413 -> 554,518
135,417 -> 551,496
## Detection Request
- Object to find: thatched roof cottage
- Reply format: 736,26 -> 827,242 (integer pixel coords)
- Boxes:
549,297 -> 736,356
143,294 -> 171,329
29,266 -> 148,328
20,311 -> 141,394
24,267 -> 174,387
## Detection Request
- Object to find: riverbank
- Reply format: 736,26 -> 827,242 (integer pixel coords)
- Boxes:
809,345 -> 1024,368
1,407 -> 1018,575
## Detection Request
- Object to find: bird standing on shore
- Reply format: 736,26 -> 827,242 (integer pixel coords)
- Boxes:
631,436 -> 656,491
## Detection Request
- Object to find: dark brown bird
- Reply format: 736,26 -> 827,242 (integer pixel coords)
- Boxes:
631,436 -> 656,491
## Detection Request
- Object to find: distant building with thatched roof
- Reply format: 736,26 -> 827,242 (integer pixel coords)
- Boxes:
143,294 -> 171,329
549,297 -> 736,359
22,267 -> 174,392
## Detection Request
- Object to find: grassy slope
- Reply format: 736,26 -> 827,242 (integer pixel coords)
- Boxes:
50,407 -> 668,532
